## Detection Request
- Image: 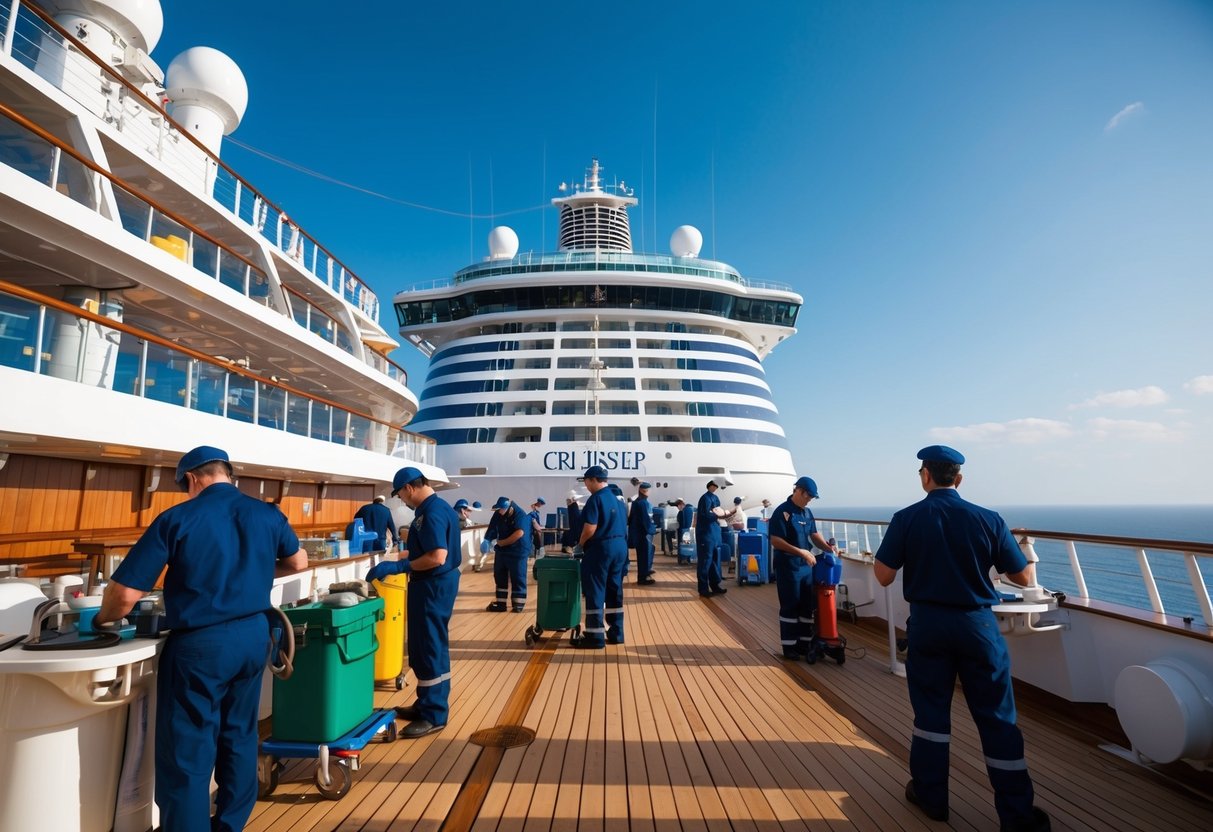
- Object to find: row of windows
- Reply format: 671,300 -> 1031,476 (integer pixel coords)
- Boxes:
412,399 -> 779,424
396,284 -> 800,328
417,426 -> 789,449
433,335 -> 758,364
427,355 -> 761,384
419,376 -> 774,404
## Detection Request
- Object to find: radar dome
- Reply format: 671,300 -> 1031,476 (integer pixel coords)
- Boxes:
42,0 -> 164,52
488,226 -> 519,261
166,47 -> 248,133
670,225 -> 703,258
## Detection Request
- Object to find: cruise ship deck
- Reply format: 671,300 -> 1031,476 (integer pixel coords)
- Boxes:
247,558 -> 1213,831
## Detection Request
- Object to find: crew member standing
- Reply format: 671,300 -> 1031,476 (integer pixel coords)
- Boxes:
874,446 -> 1050,832
730,496 -> 748,531
629,481 -> 657,584
695,479 -> 734,596
768,476 -> 836,659
98,446 -> 307,832
485,496 -> 532,612
529,497 -> 546,553
353,494 -> 397,552
453,498 -> 475,528
562,490 -> 583,553
576,465 -> 628,648
366,466 -> 461,738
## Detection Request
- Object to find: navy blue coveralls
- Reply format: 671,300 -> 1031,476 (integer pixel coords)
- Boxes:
695,489 -> 725,594
768,497 -> 818,657
353,501 -> 396,551
580,488 -> 628,646
487,502 -> 532,611
875,488 -> 1036,824
112,482 -> 299,832
405,492 -> 462,726
628,494 -> 656,582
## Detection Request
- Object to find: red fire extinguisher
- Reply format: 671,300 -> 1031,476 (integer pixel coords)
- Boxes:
807,544 -> 847,665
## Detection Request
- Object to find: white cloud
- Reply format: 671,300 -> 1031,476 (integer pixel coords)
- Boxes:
1104,101 -> 1144,132
1069,385 -> 1168,409
1087,417 -> 1184,442
1184,375 -> 1213,395
929,418 -> 1073,445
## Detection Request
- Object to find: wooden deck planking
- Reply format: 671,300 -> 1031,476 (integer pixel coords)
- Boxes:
246,555 -> 1213,831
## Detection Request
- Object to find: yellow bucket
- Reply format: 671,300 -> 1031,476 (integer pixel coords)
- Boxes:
373,573 -> 407,688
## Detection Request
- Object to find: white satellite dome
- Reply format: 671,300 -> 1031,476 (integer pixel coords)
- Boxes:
41,0 -> 164,52
166,46 -> 248,133
670,225 -> 703,258
488,226 -> 519,261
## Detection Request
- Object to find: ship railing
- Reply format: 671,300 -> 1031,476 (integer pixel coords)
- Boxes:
814,517 -> 1213,629
0,281 -> 435,466
0,0 -> 378,322
0,102 -> 407,388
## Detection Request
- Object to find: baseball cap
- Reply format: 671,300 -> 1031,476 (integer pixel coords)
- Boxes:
579,465 -> 609,481
175,446 -> 229,485
793,476 -> 820,498
453,498 -> 471,510
917,445 -> 966,464
492,496 -> 511,511
391,466 -> 424,496
534,497 -> 546,506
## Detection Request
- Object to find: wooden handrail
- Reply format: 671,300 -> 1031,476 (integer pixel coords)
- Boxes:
1010,528 -> 1213,557
0,279 -> 432,440
18,1 -> 377,306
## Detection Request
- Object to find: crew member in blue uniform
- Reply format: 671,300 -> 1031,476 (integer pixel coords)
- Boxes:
98,446 -> 307,832
629,481 -> 657,584
484,496 -> 532,612
353,494 -> 397,551
695,479 -> 735,596
366,466 -> 461,738
561,490 -> 583,552
529,497 -> 546,553
674,498 -> 694,563
768,476 -> 837,658
576,465 -> 629,648
875,446 -> 1050,832
453,498 -> 475,528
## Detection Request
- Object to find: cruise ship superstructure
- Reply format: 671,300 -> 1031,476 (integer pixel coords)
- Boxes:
0,0 -> 441,560
396,159 -> 801,508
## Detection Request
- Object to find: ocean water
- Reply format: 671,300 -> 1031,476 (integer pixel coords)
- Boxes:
818,504 -> 1213,622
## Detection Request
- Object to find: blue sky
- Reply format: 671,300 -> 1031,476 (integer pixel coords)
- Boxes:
149,1 -> 1213,507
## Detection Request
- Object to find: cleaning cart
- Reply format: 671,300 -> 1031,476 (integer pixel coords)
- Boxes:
525,553 -> 582,646
258,596 -> 397,799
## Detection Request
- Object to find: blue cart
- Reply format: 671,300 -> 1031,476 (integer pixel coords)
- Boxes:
257,708 -> 398,800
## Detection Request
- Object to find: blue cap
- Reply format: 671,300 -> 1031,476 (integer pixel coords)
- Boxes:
472,501 -> 482,509
638,481 -> 651,490
175,446 -> 229,484
492,496 -> 511,511
453,498 -> 471,510
534,497 -> 546,506
733,496 -> 743,504
793,476 -> 820,498
608,483 -> 623,495
391,466 -> 424,496
917,445 -> 965,465
579,465 -> 609,481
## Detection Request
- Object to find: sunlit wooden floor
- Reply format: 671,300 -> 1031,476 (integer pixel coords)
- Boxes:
246,553 -> 1213,831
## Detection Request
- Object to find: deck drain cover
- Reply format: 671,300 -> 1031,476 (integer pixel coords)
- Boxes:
470,725 -> 536,748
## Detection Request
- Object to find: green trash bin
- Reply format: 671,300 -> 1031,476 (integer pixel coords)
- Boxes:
526,555 -> 582,646
272,597 -> 384,742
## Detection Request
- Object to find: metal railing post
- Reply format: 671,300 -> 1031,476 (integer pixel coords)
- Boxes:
1065,540 -> 1090,599
1182,553 -> 1213,627
1136,548 -> 1165,614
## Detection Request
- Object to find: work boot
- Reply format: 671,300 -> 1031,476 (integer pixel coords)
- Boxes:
394,704 -> 420,721
401,719 -> 444,739
904,780 -> 948,822
485,601 -> 507,612
1001,807 -> 1051,832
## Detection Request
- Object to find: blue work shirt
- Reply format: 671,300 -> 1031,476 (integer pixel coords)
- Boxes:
112,482 -> 299,631
875,488 -> 1028,607
628,496 -> 655,547
696,490 -> 722,541
486,502 -> 532,558
768,498 -> 815,549
582,489 -> 627,556
353,501 -> 396,550
677,505 -> 694,533
406,492 -> 461,579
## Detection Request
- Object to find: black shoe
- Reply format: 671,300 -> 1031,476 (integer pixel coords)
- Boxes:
607,635 -> 624,645
638,577 -> 656,585
709,586 -> 728,595
401,719 -> 445,739
1001,807 -> 1051,832
394,704 -> 420,721
782,650 -> 803,660
486,601 -> 507,612
698,591 -> 713,598
572,639 -> 605,649
511,606 -> 525,613
905,780 -> 948,822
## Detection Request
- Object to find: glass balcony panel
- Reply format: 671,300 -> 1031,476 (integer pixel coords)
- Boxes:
0,294 -> 39,372
286,395 -> 309,436
258,383 -> 285,430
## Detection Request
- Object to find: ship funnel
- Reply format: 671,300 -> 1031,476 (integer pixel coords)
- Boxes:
165,46 -> 248,154
552,158 -> 638,252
